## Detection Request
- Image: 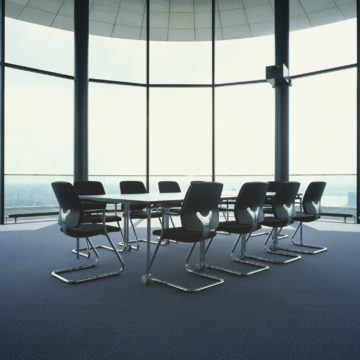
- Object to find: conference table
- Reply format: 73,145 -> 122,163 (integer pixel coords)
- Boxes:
80,191 -> 239,283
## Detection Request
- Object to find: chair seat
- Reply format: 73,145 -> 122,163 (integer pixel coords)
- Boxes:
130,209 -> 162,219
218,221 -> 261,234
153,228 -> 216,243
263,207 -> 273,214
293,212 -> 318,222
62,224 -> 120,237
82,214 -> 122,223
167,207 -> 181,215
263,216 -> 294,228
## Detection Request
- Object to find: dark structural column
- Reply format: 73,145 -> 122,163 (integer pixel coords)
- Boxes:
146,0 -> 150,191
74,0 -> 89,182
0,0 -> 4,224
211,0 -> 215,182
357,0 -> 360,223
274,0 -> 290,182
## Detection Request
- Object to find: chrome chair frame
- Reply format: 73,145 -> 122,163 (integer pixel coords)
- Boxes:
246,184 -> 302,265
51,183 -> 125,284
143,210 -> 224,292
119,181 -> 163,251
285,221 -> 327,254
72,205 -> 127,257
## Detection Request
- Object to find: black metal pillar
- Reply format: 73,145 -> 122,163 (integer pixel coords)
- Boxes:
357,0 -> 360,223
274,0 -> 290,182
74,0 -> 89,182
212,0 -> 215,182
0,0 -> 4,224
146,0 -> 150,192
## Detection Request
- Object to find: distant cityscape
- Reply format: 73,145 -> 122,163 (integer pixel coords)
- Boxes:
5,174 -> 356,213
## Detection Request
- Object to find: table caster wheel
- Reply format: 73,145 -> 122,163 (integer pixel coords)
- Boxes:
141,274 -> 151,285
195,262 -> 204,271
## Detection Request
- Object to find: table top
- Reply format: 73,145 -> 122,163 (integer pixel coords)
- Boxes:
80,190 -> 239,205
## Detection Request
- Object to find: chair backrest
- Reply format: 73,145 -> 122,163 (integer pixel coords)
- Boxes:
234,182 -> 269,228
158,181 -> 181,193
267,181 -> 282,192
51,182 -> 82,229
272,182 -> 300,220
120,181 -> 147,210
74,181 -> 106,210
303,181 -> 326,217
181,182 -> 223,232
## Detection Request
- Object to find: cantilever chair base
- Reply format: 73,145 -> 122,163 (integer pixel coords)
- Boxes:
246,251 -> 301,264
275,243 -> 327,255
288,221 -> 327,254
143,238 -> 224,292
54,238 -> 124,284
204,234 -> 269,276
291,242 -> 327,254
141,265 -> 224,293
72,244 -> 126,258
52,263 -> 123,284
206,261 -> 268,276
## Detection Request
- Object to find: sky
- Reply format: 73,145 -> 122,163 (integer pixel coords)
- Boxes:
3,16 -> 357,179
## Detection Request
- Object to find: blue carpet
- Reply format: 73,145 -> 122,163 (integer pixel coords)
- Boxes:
0,222 -> 359,360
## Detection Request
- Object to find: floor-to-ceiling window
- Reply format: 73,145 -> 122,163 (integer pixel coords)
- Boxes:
2,0 -> 357,221
4,13 -> 74,216
88,18 -> 146,193
215,6 -> 275,189
289,13 -> 356,216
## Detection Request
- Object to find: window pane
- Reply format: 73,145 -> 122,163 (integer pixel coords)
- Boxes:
290,18 -> 356,75
5,15 -> 74,75
89,84 -> 146,176
215,84 -> 274,189
89,36 -> 146,83
150,88 -> 212,188
215,34 -> 274,83
5,69 -> 73,211
290,69 -> 356,214
5,69 -> 74,175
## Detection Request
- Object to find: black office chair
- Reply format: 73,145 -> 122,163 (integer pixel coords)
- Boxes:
73,181 -> 124,256
148,182 -> 224,292
120,181 -> 163,249
158,181 -> 182,228
287,181 -> 327,254
212,182 -> 269,276
51,181 -> 124,284
264,181 -> 282,213
158,181 -> 181,193
246,181 -> 302,264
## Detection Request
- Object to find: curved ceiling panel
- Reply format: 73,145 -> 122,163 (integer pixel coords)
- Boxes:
5,0 -> 356,41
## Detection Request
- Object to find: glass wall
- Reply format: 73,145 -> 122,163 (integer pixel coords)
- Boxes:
215,83 -> 274,190
4,4 -> 74,219
4,69 -> 74,212
89,34 -> 146,83
5,16 -> 74,76
290,69 -> 356,214
88,84 -> 146,193
290,18 -> 356,75
149,88 -> 212,191
289,4 -> 357,217
2,2 -> 358,222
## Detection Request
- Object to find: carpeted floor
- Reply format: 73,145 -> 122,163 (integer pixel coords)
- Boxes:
0,221 -> 359,360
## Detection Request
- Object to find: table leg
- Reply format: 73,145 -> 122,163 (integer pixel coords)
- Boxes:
141,205 -> 152,284
123,203 -> 130,252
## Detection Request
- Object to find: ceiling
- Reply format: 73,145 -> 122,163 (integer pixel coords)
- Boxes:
5,0 -> 356,41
